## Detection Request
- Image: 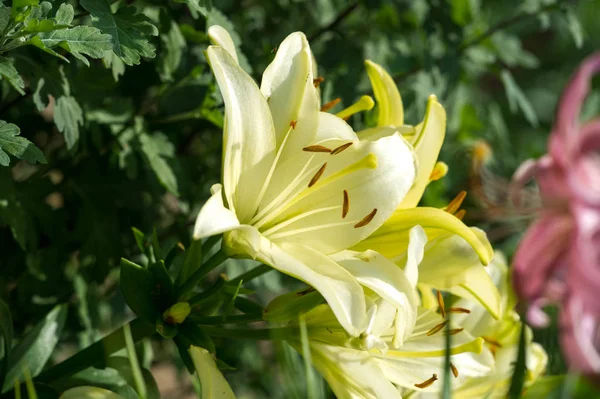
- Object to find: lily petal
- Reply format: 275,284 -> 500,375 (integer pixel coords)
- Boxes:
59,387 -> 125,399
397,95 -> 446,209
193,184 -> 240,240
255,237 -> 367,336
256,134 -> 415,255
207,46 -> 277,221
365,60 -> 404,126
260,32 -> 319,151
207,25 -> 238,63
358,125 -> 415,141
332,249 -> 419,343
189,346 -> 236,399
356,207 -> 493,266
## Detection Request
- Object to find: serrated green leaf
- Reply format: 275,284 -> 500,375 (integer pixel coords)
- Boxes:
0,299 -> 13,391
103,50 -> 126,81
27,36 -> 69,62
175,0 -> 212,17
28,1 -> 49,20
0,120 -> 45,166
0,6 -> 10,33
139,132 -> 179,196
38,26 -> 113,66
24,18 -> 68,33
0,57 -> 25,95
54,95 -> 83,149
80,0 -> 158,66
501,69 -> 538,127
2,305 -> 67,393
159,21 -> 186,82
55,2 -> 74,25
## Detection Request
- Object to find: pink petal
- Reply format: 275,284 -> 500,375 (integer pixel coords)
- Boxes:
560,293 -> 600,374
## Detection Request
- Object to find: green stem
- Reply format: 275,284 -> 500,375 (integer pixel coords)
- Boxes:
178,250 -> 228,300
188,276 -> 226,306
189,313 -> 264,325
201,325 -> 298,341
124,323 -> 147,399
34,318 -> 154,384
228,264 -> 272,286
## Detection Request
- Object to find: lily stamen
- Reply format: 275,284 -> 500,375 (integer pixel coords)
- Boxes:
437,290 -> 446,318
313,76 -> 324,88
447,328 -> 464,335
414,374 -> 438,389
290,120 -> 297,129
445,191 -> 467,214
448,307 -> 471,314
426,321 -> 448,336
335,95 -> 375,120
331,142 -> 353,155
309,163 -> 327,188
454,209 -> 466,220
429,161 -> 448,182
354,208 -> 377,228
303,145 -> 332,153
450,362 -> 459,378
342,190 -> 349,218
321,98 -> 341,112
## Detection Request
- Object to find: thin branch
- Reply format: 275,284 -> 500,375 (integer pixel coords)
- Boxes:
308,2 -> 360,42
392,3 -> 565,83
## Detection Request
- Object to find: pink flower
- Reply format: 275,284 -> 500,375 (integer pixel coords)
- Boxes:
511,53 -> 600,374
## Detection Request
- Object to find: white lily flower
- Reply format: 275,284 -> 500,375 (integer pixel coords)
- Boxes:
189,346 -> 236,399
193,29 -> 416,336
352,60 -> 500,317
410,252 -> 548,399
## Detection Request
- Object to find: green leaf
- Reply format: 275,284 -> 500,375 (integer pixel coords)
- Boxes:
54,2 -> 74,25
38,26 -> 113,66
175,0 -> 212,17
565,8 -> 584,48
501,69 -> 539,127
11,0 -> 38,19
0,6 -> 10,33
106,357 -> 160,399
149,261 -> 174,308
0,120 -> 46,166
120,258 -> 157,322
59,367 -> 138,399
103,51 -> 126,81
139,132 -> 179,196
26,36 -> 69,62
508,324 -> 528,399
0,169 -> 36,249
54,95 -> 83,149
0,299 -> 13,391
131,227 -> 146,255
176,239 -> 202,289
2,304 -> 67,393
80,0 -> 158,66
158,21 -> 186,82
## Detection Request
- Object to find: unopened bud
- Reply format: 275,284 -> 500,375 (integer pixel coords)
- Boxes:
163,302 -> 191,325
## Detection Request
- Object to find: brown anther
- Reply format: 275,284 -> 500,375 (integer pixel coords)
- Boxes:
437,291 -> 446,319
343,115 -> 351,121
320,98 -> 341,112
313,76 -> 324,88
450,362 -> 459,378
426,320 -> 448,336
330,142 -> 353,155
271,46 -> 278,53
290,120 -> 297,129
177,242 -> 185,251
354,208 -> 377,228
446,191 -> 467,214
297,287 -> 316,296
342,190 -> 349,218
482,336 -> 503,348
303,145 -> 332,153
448,307 -> 471,314
414,374 -> 438,389
308,163 -> 327,188
454,209 -> 466,220
447,328 -> 464,335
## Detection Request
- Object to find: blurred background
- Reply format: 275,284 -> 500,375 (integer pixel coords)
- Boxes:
1,0 -> 599,397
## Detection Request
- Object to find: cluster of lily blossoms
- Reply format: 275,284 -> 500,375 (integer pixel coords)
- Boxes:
511,53 -> 600,375
184,26 -> 548,398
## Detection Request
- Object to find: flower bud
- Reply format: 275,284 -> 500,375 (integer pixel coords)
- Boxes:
163,302 -> 191,325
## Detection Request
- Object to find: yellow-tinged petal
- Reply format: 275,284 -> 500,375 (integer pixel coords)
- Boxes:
189,346 -> 236,399
206,46 -> 277,222
357,125 -> 416,141
365,60 -> 404,126
397,96 -> 446,209
244,232 -> 367,336
59,387 -> 125,399
358,207 -> 493,265
193,184 -> 240,240
260,32 -> 319,151
207,25 -> 238,63
335,95 -> 375,120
